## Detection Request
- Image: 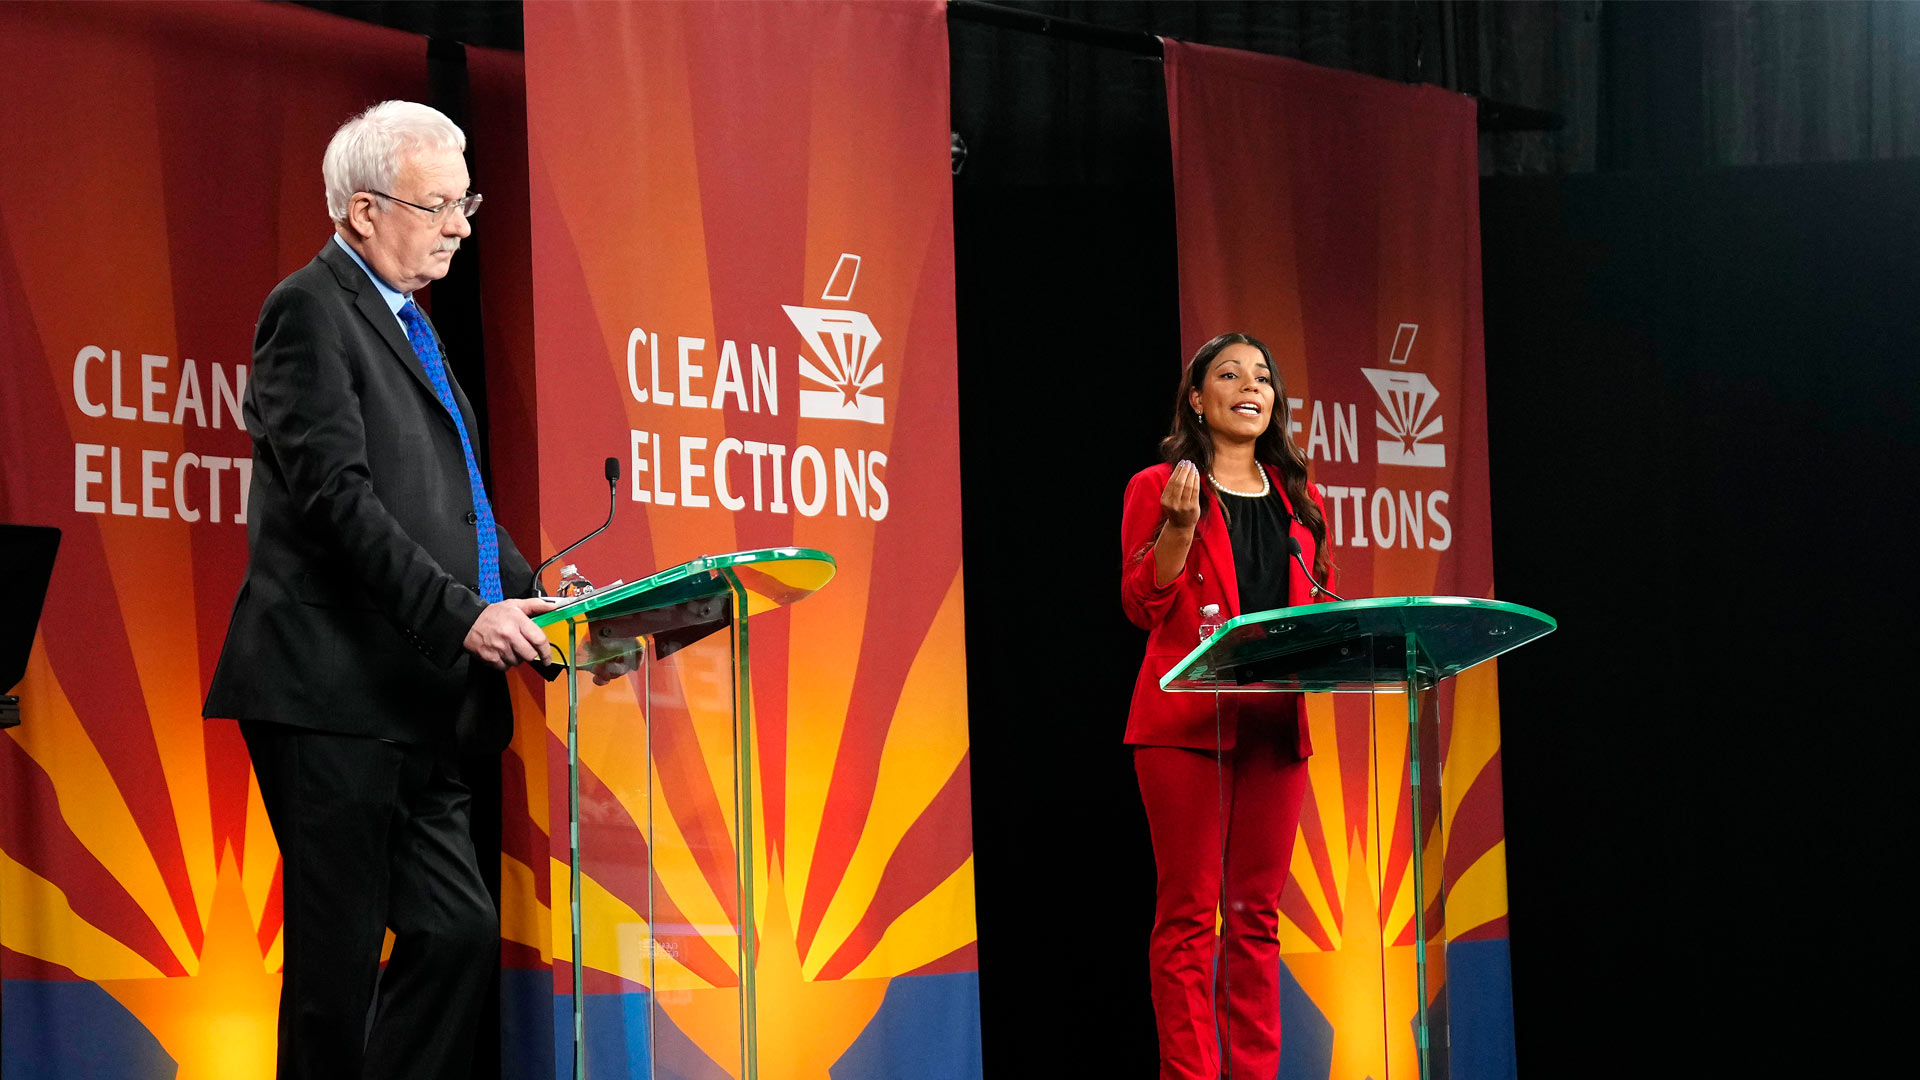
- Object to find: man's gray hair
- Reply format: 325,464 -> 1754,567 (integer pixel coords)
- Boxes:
322,100 -> 467,223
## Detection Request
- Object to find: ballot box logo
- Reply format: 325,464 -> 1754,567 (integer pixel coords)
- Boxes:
786,253 -> 885,424
1361,323 -> 1446,467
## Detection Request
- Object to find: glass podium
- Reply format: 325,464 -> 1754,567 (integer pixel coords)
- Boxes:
1159,595 -> 1555,1080
533,548 -> 837,1080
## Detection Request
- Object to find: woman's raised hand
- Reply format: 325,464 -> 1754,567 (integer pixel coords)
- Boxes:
1160,460 -> 1201,530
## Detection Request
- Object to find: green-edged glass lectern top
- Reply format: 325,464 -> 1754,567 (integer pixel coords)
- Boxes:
532,546 -> 836,654
1159,595 -> 1556,693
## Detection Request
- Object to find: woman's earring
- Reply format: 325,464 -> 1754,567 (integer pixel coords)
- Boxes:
1194,410 -> 1204,424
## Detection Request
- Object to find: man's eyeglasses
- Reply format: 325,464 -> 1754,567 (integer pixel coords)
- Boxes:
367,191 -> 484,219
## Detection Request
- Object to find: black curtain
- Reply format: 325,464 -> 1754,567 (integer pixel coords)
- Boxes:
1482,162 -> 1916,1074
949,16 -> 1176,1076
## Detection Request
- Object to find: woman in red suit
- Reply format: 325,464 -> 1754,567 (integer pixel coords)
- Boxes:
1121,332 -> 1335,1080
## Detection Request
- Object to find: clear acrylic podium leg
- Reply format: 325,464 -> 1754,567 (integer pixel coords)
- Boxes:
558,595 -> 755,1079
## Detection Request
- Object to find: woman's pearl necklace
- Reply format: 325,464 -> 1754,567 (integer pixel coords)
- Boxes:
1207,468 -> 1271,498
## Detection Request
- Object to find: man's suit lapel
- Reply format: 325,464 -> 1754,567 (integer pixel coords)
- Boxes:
318,242 -> 456,432
399,308 -> 486,466
435,327 -> 484,443
392,299 -> 484,441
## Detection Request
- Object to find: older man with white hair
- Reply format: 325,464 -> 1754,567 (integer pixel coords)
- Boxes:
205,100 -> 555,1079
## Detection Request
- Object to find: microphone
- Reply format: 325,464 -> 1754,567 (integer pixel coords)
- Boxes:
531,457 -> 620,597
1287,536 -> 1345,602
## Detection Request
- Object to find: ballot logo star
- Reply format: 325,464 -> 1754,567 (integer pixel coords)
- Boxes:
788,253 -> 886,425
1361,367 -> 1446,468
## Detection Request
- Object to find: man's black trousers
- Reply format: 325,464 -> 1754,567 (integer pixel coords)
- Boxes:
243,721 -> 496,1080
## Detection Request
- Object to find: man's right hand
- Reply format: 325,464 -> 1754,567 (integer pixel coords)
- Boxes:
464,597 -> 559,670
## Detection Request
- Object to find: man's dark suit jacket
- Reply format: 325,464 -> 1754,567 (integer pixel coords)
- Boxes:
204,240 -> 534,748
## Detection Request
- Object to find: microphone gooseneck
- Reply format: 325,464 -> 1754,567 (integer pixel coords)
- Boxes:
531,457 -> 621,597
1286,536 -> 1345,602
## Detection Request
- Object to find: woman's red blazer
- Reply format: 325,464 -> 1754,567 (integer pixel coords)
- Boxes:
1119,461 -> 1331,755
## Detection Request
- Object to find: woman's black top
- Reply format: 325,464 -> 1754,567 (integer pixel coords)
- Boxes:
1216,487 -> 1291,614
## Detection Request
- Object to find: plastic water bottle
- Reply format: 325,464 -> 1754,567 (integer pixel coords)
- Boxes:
1198,603 -> 1223,643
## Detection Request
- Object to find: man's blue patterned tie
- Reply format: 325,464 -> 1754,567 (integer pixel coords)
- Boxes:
398,298 -> 503,603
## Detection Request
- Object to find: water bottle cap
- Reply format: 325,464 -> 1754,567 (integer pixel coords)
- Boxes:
1200,604 -> 1220,617
561,564 -> 578,577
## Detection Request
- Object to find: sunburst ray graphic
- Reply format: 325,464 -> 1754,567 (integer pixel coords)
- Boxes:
4,621 -> 286,1078
1268,676 -> 1507,1077
545,561 -> 975,1077
98,851 -> 281,1080
1377,395 -> 1444,449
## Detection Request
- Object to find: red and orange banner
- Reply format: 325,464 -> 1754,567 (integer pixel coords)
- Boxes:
0,3 -> 427,1076
1166,41 -> 1514,1078
522,2 -> 979,1076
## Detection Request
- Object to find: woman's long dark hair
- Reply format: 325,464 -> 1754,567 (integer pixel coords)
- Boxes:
1161,332 -> 1333,585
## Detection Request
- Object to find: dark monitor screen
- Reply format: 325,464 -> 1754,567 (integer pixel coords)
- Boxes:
1,523 -> 61,692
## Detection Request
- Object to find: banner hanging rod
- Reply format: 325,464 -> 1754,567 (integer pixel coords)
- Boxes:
943,0 -> 1562,133
947,0 -> 1163,58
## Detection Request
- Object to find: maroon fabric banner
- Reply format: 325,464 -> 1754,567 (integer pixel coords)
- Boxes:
1167,41 -> 1513,1078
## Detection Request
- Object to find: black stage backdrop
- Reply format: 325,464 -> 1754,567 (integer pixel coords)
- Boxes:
1480,164 -> 1914,1076
949,18 -> 1174,1076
